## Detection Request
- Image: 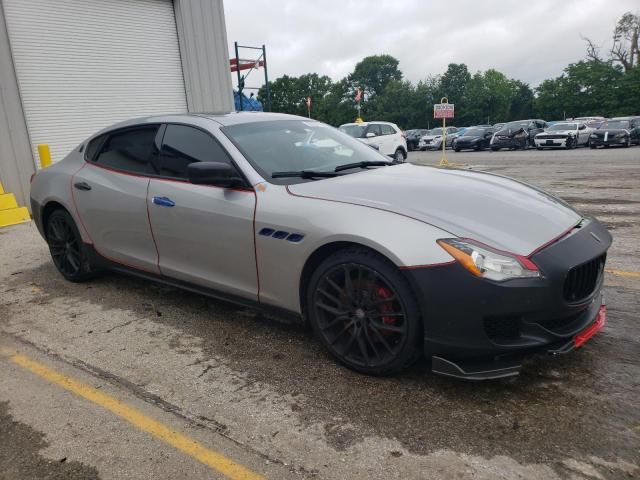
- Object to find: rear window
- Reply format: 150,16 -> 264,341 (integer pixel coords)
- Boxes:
94,126 -> 159,174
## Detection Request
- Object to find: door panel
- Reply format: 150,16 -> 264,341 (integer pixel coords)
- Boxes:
73,164 -> 159,273
147,180 -> 258,299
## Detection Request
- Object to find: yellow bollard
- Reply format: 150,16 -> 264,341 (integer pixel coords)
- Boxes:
37,144 -> 52,168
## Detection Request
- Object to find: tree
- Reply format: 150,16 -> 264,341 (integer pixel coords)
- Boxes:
611,12 -> 640,72
348,55 -> 402,99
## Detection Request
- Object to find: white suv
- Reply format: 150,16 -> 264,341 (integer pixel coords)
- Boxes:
339,121 -> 407,162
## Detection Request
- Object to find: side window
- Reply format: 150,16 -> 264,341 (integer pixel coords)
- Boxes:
85,134 -> 106,161
94,126 -> 159,174
158,124 -> 232,180
381,124 -> 395,135
366,124 -> 382,137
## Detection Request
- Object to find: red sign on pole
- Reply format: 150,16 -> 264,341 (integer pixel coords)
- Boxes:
433,103 -> 455,119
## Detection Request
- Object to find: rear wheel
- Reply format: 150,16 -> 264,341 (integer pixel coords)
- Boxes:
394,148 -> 406,162
306,248 -> 421,375
454,148 -> 461,152
46,209 -> 98,282
590,144 -> 597,149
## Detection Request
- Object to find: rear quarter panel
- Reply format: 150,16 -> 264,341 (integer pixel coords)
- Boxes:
30,146 -> 88,242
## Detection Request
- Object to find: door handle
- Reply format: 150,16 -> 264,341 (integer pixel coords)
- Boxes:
152,196 -> 175,207
73,182 -> 92,191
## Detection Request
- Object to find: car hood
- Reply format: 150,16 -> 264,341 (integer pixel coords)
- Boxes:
594,129 -> 629,135
288,164 -> 581,255
457,135 -> 483,141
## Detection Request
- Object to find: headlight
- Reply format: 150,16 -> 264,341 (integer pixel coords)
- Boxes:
437,238 -> 540,281
590,134 -> 597,138
615,132 -> 626,138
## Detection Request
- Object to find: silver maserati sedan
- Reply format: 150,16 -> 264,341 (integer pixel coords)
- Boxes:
30,112 -> 611,379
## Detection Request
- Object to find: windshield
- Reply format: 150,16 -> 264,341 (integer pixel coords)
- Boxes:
339,124 -> 366,138
462,128 -> 487,136
601,120 -> 630,129
430,128 -> 443,135
223,120 -> 392,184
548,123 -> 577,131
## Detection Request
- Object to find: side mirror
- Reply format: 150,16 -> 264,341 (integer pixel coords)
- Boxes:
187,162 -> 243,188
365,132 -> 377,138
579,124 -> 587,130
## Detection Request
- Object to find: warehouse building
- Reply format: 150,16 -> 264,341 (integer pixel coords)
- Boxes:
0,0 -> 233,209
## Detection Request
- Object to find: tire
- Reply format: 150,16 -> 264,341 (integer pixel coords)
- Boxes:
491,147 -> 499,152
623,137 -> 631,148
46,209 -> 99,282
565,136 -> 575,150
306,248 -> 421,375
536,146 -> 543,151
454,148 -> 461,152
394,148 -> 406,162
590,144 -> 597,149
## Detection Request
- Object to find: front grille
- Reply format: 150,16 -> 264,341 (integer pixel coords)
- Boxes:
563,254 -> 606,302
484,315 -> 521,342
540,134 -> 566,139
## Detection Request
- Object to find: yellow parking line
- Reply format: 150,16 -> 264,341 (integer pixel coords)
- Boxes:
7,352 -> 264,480
605,268 -> 640,279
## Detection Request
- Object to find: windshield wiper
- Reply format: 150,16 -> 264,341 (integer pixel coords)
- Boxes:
271,170 -> 339,179
333,160 -> 392,172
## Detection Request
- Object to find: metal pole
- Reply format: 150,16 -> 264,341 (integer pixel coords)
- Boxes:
234,42 -> 243,111
262,44 -> 271,112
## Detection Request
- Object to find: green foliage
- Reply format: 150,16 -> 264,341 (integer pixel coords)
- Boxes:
259,44 -> 640,128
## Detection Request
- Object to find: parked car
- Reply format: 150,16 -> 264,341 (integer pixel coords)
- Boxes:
589,118 -> 640,148
534,122 -> 593,149
339,121 -> 407,161
492,123 -> 505,131
490,119 -> 547,151
418,126 -> 458,150
30,112 -> 611,379
453,126 -> 495,151
405,129 -> 429,151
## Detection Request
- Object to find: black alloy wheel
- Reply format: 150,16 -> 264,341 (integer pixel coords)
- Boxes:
307,249 -> 420,375
46,209 -> 97,282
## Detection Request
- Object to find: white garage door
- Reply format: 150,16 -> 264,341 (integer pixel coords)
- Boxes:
3,0 -> 188,166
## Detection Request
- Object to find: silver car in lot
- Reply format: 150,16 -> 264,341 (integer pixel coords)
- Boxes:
30,112 -> 611,379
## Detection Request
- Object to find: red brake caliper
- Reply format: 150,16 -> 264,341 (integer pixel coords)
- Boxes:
375,286 -> 395,333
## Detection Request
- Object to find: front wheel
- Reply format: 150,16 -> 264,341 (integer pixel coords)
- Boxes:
46,209 -> 99,282
624,137 -> 631,148
394,148 -> 406,162
306,248 -> 421,375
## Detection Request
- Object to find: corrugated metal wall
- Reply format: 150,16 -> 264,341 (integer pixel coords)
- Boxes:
0,0 -> 233,208
3,0 -> 189,167
174,0 -> 234,113
0,2 -> 33,208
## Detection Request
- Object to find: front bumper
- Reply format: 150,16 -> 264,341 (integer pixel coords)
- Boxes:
590,136 -> 627,146
535,137 -> 568,148
491,137 -> 523,149
454,140 -> 481,150
403,218 -> 612,379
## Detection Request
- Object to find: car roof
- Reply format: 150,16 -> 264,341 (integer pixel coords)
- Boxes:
105,111 -> 311,131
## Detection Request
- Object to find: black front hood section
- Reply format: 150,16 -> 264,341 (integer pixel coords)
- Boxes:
593,129 -> 628,136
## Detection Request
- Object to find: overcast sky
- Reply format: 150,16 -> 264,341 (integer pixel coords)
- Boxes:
225,0 -> 638,90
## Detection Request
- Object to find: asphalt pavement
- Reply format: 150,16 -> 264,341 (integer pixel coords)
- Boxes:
1,146 -> 639,479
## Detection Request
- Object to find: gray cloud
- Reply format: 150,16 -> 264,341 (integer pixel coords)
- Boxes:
225,0 -> 638,90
